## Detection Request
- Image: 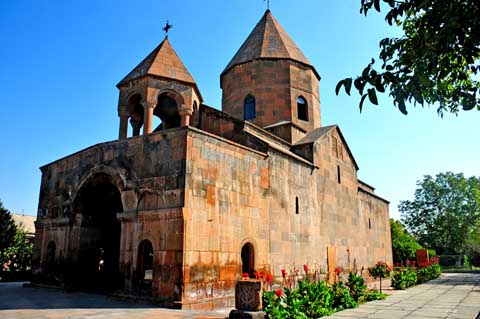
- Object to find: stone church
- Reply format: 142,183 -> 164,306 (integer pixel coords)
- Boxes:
33,10 -> 392,309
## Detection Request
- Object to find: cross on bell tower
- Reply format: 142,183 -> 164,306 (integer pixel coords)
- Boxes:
163,21 -> 173,36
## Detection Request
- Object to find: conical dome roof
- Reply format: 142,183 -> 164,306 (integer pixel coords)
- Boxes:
222,10 -> 319,79
118,37 -> 197,87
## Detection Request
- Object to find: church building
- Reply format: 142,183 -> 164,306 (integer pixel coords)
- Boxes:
33,10 -> 392,309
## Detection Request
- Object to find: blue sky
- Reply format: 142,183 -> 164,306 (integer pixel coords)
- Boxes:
1,0 -> 479,220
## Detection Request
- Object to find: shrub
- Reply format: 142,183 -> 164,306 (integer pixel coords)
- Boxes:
417,263 -> 441,283
263,275 -> 369,318
368,261 -> 392,292
362,289 -> 387,302
263,279 -> 335,319
331,281 -> 357,311
391,267 -> 417,290
346,272 -> 367,302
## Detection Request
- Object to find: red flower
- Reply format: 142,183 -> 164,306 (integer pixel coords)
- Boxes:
411,261 -> 416,267
334,266 -> 341,275
275,289 -> 283,298
281,269 -> 287,278
266,273 -> 273,284
303,264 -> 309,274
433,256 -> 439,264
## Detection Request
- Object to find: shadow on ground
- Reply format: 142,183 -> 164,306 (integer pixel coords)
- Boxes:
0,282 -> 156,310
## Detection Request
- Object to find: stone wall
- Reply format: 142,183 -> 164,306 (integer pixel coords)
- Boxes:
182,128 -> 270,310
34,128 -> 188,301
220,60 -> 321,137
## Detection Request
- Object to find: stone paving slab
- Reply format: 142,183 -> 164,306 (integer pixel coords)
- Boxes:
0,273 -> 479,319
0,282 -> 229,319
325,273 -> 480,319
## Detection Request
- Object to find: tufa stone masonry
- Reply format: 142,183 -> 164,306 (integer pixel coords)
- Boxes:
33,10 -> 392,309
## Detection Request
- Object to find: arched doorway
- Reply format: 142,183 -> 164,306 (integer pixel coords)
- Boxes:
241,242 -> 255,276
137,240 -> 154,289
154,93 -> 181,130
73,173 -> 123,292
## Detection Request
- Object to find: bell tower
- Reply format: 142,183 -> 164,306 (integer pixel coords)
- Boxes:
221,10 -> 321,143
116,36 -> 202,139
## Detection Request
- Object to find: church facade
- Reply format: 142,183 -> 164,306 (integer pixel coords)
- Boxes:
33,11 -> 392,309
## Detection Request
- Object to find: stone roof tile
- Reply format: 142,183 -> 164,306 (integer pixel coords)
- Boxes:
222,10 -> 319,78
118,37 -> 196,87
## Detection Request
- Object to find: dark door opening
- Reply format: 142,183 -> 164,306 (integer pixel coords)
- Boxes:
73,173 -> 123,292
241,243 -> 255,277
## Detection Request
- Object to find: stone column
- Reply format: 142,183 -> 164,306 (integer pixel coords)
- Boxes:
179,105 -> 193,127
118,113 -> 129,139
130,117 -> 142,137
143,101 -> 155,135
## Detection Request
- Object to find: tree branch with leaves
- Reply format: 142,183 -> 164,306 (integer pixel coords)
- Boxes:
337,0 -> 480,115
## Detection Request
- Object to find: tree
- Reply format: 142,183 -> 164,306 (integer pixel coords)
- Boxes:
0,200 -> 16,253
390,219 -> 422,263
400,172 -> 480,255
0,200 -> 33,272
336,0 -> 480,115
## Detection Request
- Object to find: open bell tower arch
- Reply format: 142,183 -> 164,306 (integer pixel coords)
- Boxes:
116,37 -> 202,138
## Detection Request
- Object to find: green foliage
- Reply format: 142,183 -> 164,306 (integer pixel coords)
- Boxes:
346,272 -> 367,302
390,219 -> 422,264
368,261 -> 391,279
337,0 -> 480,115
263,280 -> 335,319
263,274 -> 374,318
417,264 -> 441,284
0,200 -> 33,272
391,263 -> 441,289
400,172 -> 480,255
332,281 -> 357,311
391,267 -> 417,290
361,289 -> 387,302
0,200 -> 17,253
2,228 -> 33,271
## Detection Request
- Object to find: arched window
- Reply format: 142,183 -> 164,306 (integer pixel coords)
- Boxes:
154,93 -> 181,131
46,241 -> 56,270
297,96 -> 308,121
137,240 -> 154,281
244,95 -> 256,120
241,242 -> 255,276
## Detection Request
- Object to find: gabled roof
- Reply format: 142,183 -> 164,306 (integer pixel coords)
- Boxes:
294,125 -> 359,170
294,125 -> 336,145
222,10 -> 319,79
117,37 -> 197,87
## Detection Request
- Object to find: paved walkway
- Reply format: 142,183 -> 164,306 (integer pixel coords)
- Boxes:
0,273 -> 478,318
0,282 -> 228,319
326,273 -> 480,319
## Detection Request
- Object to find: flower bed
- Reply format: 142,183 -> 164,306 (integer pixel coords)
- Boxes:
391,257 -> 441,290
261,265 -> 386,318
